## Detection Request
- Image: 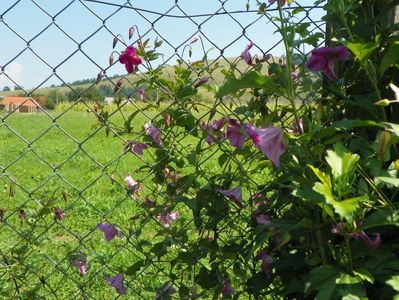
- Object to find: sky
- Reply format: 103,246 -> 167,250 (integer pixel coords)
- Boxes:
0,0 -> 324,91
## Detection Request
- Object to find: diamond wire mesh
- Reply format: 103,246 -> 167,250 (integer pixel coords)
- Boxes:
0,0 -> 325,298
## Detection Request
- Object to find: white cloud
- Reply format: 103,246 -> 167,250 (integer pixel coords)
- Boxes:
0,62 -> 23,90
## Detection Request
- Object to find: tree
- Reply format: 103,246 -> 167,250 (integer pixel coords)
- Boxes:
2,86 -> 10,92
46,89 -> 67,105
67,86 -> 105,102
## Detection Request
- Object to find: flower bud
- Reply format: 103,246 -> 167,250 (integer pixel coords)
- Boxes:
377,130 -> 391,160
109,53 -> 114,66
112,36 -> 118,49
114,79 -> 123,93
374,99 -> 390,107
128,26 -> 135,39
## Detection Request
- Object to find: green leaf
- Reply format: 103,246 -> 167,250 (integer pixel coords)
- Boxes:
375,176 -> 399,187
353,268 -> 374,284
333,195 -> 367,222
306,266 -> 341,300
363,208 -> 399,229
347,41 -> 379,62
387,275 -> 399,292
125,260 -> 144,276
380,42 -> 399,75
216,71 -> 279,98
308,165 -> 332,187
325,143 -> 359,180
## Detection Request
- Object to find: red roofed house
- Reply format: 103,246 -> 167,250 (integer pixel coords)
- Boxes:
0,96 -> 41,113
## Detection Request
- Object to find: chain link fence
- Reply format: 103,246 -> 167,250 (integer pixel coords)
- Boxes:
0,0 -> 325,298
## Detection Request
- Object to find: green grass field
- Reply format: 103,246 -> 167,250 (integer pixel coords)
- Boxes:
0,104 -> 272,298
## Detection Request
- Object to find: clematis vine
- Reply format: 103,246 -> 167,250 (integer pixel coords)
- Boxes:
241,41 -> 254,65
306,46 -> 350,80
218,186 -> 244,209
105,273 -> 126,295
119,46 -> 142,74
144,123 -> 161,146
98,223 -> 119,242
247,125 -> 285,167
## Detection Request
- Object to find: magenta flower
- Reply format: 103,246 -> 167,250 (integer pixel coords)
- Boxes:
306,46 -> 350,80
156,211 -> 180,228
241,41 -> 254,65
73,254 -> 88,275
222,278 -> 235,296
247,125 -> 285,167
138,88 -> 145,100
144,123 -> 161,146
98,223 -> 119,242
119,46 -> 142,74
227,119 -> 247,148
105,273 -> 126,295
54,207 -> 64,222
218,187 -> 244,209
268,0 -> 286,6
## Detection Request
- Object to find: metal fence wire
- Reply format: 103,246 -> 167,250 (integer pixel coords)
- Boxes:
0,0 -> 325,298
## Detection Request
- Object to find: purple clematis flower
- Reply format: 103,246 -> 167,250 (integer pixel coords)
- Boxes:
218,187 -> 244,209
105,273 -> 126,295
156,211 -> 180,228
332,222 -> 381,249
125,173 -> 138,189
241,41 -> 254,65
256,214 -> 271,225
306,46 -> 350,80
138,88 -> 145,100
98,223 -> 119,242
201,118 -> 228,145
54,207 -> 65,222
144,123 -> 161,146
119,46 -> 142,74
226,119 -> 247,148
246,125 -> 285,167
257,251 -> 273,274
73,254 -> 88,275
222,278 -> 235,296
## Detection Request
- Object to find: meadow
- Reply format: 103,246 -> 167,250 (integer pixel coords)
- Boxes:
0,103 -> 271,298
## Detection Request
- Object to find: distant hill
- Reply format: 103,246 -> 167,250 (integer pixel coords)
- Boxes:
0,56 -> 275,104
